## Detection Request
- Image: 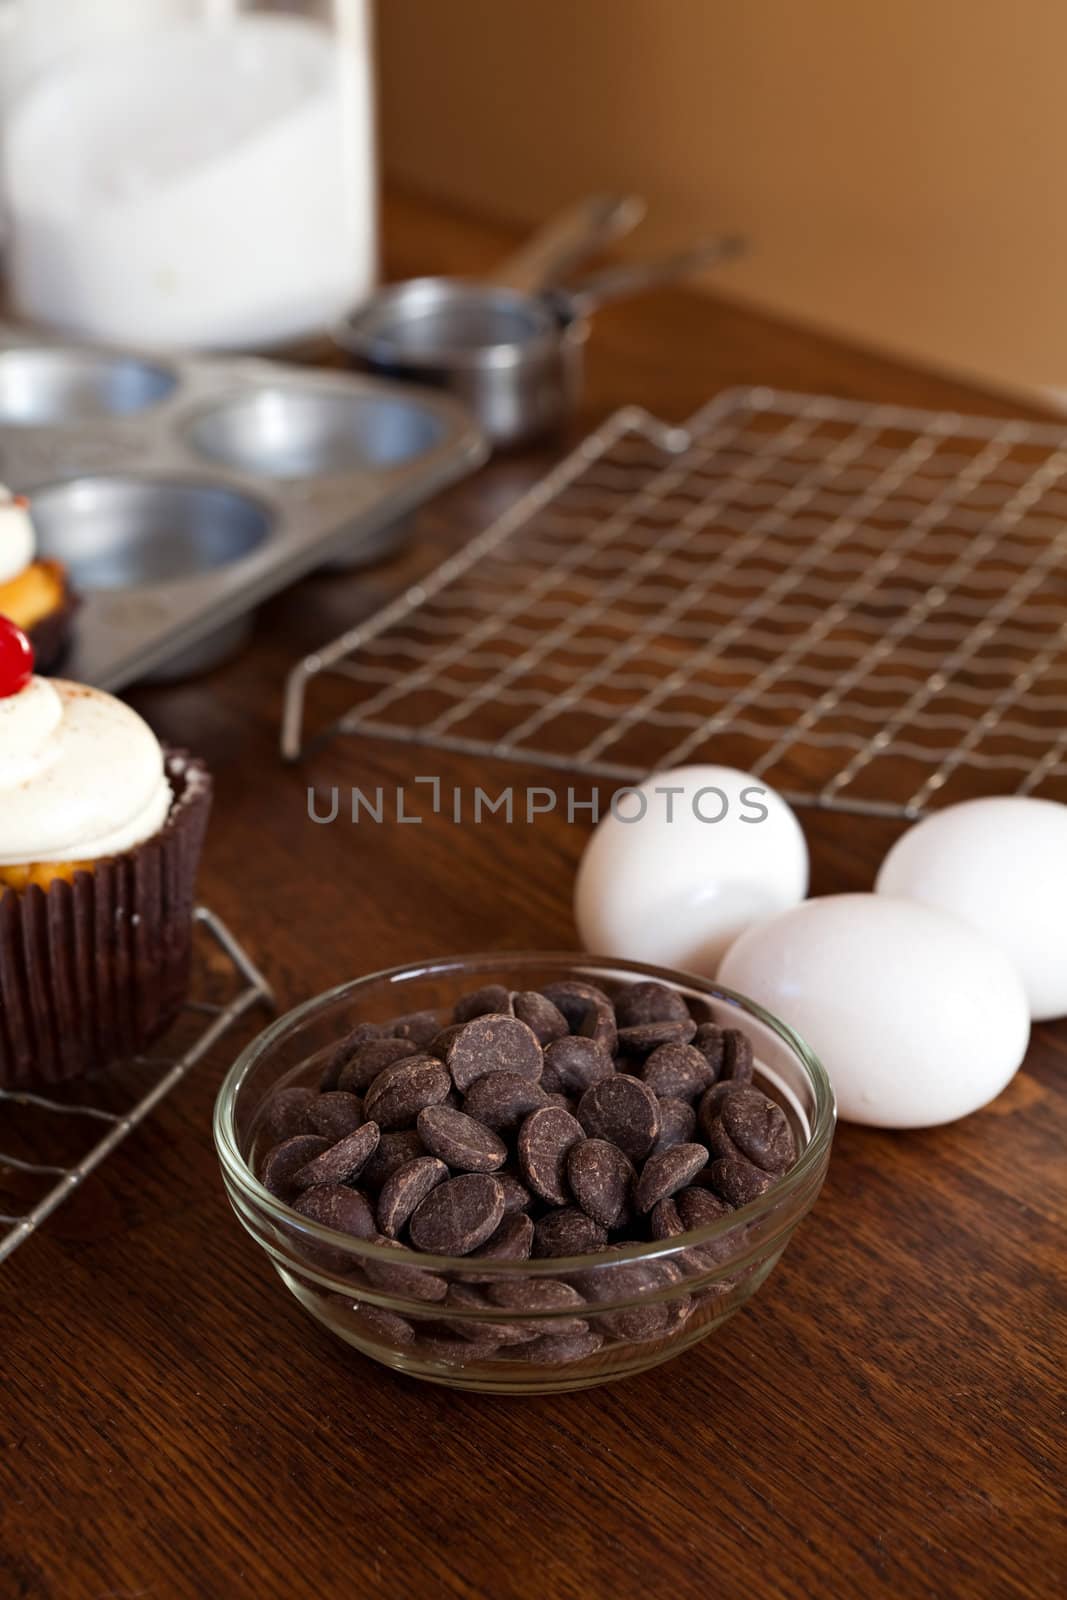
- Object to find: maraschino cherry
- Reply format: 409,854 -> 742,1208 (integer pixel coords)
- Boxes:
0,616 -> 33,698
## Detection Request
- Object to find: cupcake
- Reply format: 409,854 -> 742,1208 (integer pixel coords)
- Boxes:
0,619 -> 212,1085
0,485 -> 77,672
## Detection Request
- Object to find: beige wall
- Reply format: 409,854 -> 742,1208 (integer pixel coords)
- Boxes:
376,0 -> 1067,398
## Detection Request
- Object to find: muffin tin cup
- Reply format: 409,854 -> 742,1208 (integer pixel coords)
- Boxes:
0,751 -> 212,1087
0,326 -> 485,690
214,953 -> 835,1395
0,346 -> 178,427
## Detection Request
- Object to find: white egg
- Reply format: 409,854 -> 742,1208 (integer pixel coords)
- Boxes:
574,764 -> 808,974
876,796 -> 1067,1022
718,894 -> 1030,1128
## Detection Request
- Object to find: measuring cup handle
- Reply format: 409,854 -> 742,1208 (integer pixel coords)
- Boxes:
561,235 -> 747,318
491,194 -> 645,295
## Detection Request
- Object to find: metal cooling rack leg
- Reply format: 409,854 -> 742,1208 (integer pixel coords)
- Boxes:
282,653 -> 320,764
193,904 -> 274,1003
0,906 -> 274,1266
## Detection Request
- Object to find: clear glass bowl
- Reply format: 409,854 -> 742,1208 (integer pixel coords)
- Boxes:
213,953 -> 835,1395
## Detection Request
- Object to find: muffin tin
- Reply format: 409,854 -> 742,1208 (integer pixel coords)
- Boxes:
0,327 -> 486,688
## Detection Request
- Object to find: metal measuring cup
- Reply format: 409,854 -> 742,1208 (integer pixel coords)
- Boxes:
333,196 -> 744,449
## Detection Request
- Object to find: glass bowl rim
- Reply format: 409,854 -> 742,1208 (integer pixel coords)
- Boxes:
213,949 -> 836,1275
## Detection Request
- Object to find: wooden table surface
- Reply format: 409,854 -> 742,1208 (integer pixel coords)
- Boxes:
1,191 -> 1063,1600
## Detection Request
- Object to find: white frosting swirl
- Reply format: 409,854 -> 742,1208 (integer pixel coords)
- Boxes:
0,678 -> 172,864
0,487 -> 36,585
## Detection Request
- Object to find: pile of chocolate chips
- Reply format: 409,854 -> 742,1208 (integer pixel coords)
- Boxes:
259,978 -> 797,1298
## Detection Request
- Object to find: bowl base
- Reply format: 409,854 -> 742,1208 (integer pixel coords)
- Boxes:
292,1279 -> 742,1395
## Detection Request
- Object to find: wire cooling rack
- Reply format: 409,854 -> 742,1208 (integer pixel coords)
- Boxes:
282,388 -> 1067,818
0,907 -> 273,1265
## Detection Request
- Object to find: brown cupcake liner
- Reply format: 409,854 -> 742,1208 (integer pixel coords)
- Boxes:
0,749 -> 212,1087
25,565 -> 80,675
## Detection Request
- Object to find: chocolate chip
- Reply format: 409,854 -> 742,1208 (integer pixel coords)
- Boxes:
721,1027 -> 755,1084
634,1143 -> 709,1213
428,1023 -> 464,1061
615,981 -> 692,1028
376,1155 -> 449,1238
668,1193 -> 734,1271
705,1156 -> 772,1206
353,1305 -> 415,1345
542,1035 -> 615,1094
616,1019 -> 697,1054
447,1014 -> 544,1092
262,1086 -> 316,1142
416,1105 -> 508,1172
641,1041 -> 717,1101
539,1052 -> 566,1094
304,1091 -> 364,1142
445,1283 -> 538,1346
517,1105 -> 585,1204
522,1328 -> 604,1364
496,1172 -> 534,1213
417,1331 -> 496,1363
533,1207 -> 609,1257
651,1097 -> 697,1153
292,1122 -> 381,1191
710,1085 -> 796,1172
691,1023 -> 725,1078
579,1259 -> 670,1343
577,1074 -> 661,1162
663,1292 -> 694,1333
387,1009 -> 441,1049
540,979 -> 614,1032
578,998 -> 618,1055
293,1182 -> 377,1239
467,1210 -> 534,1266
319,1021 -> 381,1090
425,1024 -> 460,1062
337,1036 -> 417,1094
453,984 -> 513,1023
511,990 -> 569,1044
408,1174 -> 506,1255
486,1278 -> 588,1337
363,1055 -> 451,1129
462,1072 -> 549,1132
359,1129 -> 425,1190
675,1186 -> 732,1230
260,1134 -> 330,1198
697,1081 -> 736,1142
363,1238 -> 448,1301
650,1196 -> 685,1239
535,981 -> 618,1054
566,1138 -> 635,1229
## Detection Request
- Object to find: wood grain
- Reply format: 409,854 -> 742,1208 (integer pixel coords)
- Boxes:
0,190 -> 1063,1600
